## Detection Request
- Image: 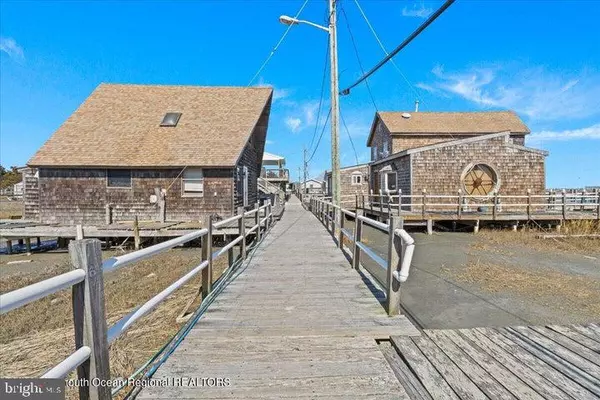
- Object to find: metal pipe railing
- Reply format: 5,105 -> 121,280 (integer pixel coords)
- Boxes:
1,199 -> 275,396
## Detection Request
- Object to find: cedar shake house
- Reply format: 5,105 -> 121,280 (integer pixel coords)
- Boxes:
25,84 -> 273,225
367,111 -> 547,199
324,163 -> 370,207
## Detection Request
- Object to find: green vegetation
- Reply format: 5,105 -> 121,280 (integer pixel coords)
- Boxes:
0,166 -> 21,190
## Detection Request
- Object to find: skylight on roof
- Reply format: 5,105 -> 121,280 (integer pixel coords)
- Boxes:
160,112 -> 182,127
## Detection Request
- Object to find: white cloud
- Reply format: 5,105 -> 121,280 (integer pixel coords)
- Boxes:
529,124 -> 600,146
285,117 -> 302,133
254,77 -> 290,101
266,139 -> 275,145
0,37 -> 24,62
402,2 -> 432,18
418,64 -> 600,121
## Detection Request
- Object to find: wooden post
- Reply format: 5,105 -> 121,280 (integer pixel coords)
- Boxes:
325,202 -> 330,232
254,202 -> 261,242
228,247 -> 235,269
238,207 -> 246,259
386,216 -> 402,316
352,209 -> 363,270
580,190 -> 585,212
457,189 -> 463,219
36,237 -> 41,247
70,239 -> 111,400
474,219 -> 480,234
427,219 -> 433,235
25,238 -> 31,253
133,216 -> 140,250
562,189 -> 567,221
398,189 -> 402,216
201,215 -> 213,298
355,193 -> 359,210
379,189 -> 384,215
105,204 -> 112,225
527,188 -> 532,220
267,200 -> 272,231
76,224 -> 85,240
387,194 -> 392,221
369,190 -> 374,214
6,239 -> 12,255
492,191 -> 498,221
422,189 -> 427,219
338,208 -> 344,249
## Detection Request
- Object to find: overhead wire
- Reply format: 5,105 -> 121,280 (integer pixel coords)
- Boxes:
308,35 -> 331,152
307,108 -> 332,163
247,0 -> 310,85
341,0 -> 456,94
340,110 -> 360,165
353,0 -> 424,105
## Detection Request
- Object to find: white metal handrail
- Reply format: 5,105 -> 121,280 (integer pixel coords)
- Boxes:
0,269 -> 86,314
1,199 -> 275,396
309,196 -> 415,316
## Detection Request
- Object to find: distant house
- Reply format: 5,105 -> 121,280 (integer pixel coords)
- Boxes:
324,163 -> 369,207
25,84 -> 273,225
368,111 -> 547,199
301,179 -> 325,195
261,152 -> 289,191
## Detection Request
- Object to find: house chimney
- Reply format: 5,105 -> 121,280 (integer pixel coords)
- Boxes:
414,100 -> 420,112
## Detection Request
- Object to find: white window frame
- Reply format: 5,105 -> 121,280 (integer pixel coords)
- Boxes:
380,171 -> 397,193
351,172 -> 362,185
182,168 -> 204,197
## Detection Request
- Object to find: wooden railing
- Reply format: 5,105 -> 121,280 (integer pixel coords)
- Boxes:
358,189 -> 600,220
309,197 -> 415,316
0,200 -> 274,399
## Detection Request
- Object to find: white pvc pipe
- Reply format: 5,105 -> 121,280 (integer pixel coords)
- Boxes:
107,259 -> 209,343
357,215 -> 389,232
394,229 -> 415,282
102,228 -> 208,272
0,269 -> 86,315
41,346 -> 91,379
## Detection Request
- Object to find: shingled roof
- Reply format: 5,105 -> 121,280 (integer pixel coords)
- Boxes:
367,110 -> 530,146
28,84 -> 273,167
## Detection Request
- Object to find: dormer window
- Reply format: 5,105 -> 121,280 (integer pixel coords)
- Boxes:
160,112 -> 182,127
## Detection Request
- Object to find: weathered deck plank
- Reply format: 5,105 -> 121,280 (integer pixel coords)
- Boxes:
139,197 -> 418,399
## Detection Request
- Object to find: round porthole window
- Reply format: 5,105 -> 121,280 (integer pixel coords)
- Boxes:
462,164 -> 498,196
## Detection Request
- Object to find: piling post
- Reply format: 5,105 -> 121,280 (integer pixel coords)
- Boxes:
133,216 -> 140,250
6,240 -> 12,255
70,239 -> 111,400
493,191 -> 498,221
379,189 -> 384,215
427,218 -> 433,235
422,189 -> 427,219
338,207 -> 344,249
527,188 -> 532,220
76,224 -> 85,241
254,202 -> 261,242
105,204 -> 112,225
201,215 -> 213,298
238,207 -> 246,260
398,189 -> 403,216
562,189 -> 567,221
386,216 -> 402,316
25,238 -> 31,254
474,219 -> 480,234
352,209 -> 363,270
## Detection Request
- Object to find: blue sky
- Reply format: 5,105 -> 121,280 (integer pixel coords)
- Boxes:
1,0 -> 599,188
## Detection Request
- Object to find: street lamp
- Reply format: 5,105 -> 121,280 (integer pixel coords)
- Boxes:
279,0 -> 341,217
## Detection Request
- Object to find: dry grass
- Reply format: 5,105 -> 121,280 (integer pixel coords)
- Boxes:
0,199 -> 23,219
0,247 -> 230,397
478,220 -> 600,256
453,260 -> 600,318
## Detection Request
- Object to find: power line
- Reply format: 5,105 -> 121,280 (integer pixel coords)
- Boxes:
340,109 -> 359,165
353,0 -> 424,105
308,35 -> 331,152
340,4 -> 378,111
248,0 -> 310,85
341,0 -> 456,95
307,108 -> 332,163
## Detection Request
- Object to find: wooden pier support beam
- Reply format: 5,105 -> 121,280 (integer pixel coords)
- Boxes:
474,219 -> 480,234
238,207 -> 246,260
201,215 -> 213,298
133,217 -> 140,250
25,238 -> 31,253
36,237 -> 41,247
426,218 -> 433,235
255,202 -> 261,242
6,240 -> 12,255
352,209 -> 363,270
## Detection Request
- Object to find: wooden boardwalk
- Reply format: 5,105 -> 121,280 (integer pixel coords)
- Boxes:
139,196 -> 419,399
384,324 -> 600,399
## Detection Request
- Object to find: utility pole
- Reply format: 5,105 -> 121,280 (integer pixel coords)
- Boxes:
329,0 -> 341,212
298,167 -> 301,193
303,145 -> 308,195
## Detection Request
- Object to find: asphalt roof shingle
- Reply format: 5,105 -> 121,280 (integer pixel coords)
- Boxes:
28,84 -> 273,167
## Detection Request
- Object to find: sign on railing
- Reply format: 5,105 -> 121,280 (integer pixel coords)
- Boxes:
0,200 -> 275,400
309,197 -> 415,317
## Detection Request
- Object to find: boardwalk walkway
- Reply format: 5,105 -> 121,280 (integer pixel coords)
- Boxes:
140,196 -> 419,399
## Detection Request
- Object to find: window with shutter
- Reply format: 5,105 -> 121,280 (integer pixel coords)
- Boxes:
182,168 -> 204,196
